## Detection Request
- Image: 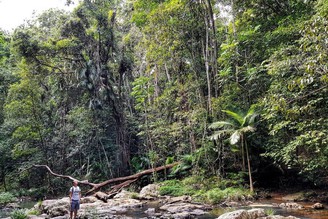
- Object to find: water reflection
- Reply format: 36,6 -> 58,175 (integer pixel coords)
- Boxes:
246,199 -> 328,219
1,199 -> 327,219
0,200 -> 35,218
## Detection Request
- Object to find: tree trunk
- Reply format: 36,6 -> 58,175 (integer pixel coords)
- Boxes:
245,140 -> 254,193
205,0 -> 219,98
241,135 -> 246,171
203,15 -> 212,113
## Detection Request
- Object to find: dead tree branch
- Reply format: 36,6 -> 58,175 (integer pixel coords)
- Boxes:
33,162 -> 179,196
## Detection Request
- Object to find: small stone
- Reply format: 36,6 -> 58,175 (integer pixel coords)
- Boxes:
5,203 -> 20,208
145,208 -> 156,215
312,203 -> 324,209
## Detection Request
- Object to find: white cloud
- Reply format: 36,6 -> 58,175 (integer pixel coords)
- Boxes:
0,0 -> 77,32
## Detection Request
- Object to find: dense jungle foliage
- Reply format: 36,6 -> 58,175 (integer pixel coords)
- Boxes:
1,0 -> 328,197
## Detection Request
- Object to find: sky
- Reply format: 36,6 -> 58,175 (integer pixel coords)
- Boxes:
0,0 -> 77,32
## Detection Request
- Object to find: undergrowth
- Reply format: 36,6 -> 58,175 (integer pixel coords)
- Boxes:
159,174 -> 253,204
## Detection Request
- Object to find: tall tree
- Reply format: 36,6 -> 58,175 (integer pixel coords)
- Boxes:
209,106 -> 258,192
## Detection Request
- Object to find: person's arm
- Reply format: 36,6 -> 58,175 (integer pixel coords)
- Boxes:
79,191 -> 81,202
69,188 -> 72,203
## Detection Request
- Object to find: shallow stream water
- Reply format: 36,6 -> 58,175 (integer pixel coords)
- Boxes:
1,198 -> 328,218
252,196 -> 328,219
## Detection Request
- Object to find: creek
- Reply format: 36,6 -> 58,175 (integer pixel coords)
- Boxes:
0,200 -> 35,218
1,198 -> 328,219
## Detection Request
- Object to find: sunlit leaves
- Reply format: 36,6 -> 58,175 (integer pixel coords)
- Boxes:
261,1 -> 328,183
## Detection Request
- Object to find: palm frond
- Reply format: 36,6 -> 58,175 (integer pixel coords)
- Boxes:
209,121 -> 235,129
230,131 -> 241,145
208,129 -> 234,140
248,112 -> 259,125
242,105 -> 257,126
240,125 -> 256,133
222,109 -> 244,126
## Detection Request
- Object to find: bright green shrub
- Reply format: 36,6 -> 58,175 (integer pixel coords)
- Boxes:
10,209 -> 27,219
0,192 -> 16,205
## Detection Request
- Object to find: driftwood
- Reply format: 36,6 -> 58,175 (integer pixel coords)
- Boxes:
34,162 -> 179,196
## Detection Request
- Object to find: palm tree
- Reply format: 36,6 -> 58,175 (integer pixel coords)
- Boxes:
209,105 -> 258,192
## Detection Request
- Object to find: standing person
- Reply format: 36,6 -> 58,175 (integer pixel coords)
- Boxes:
69,180 -> 81,219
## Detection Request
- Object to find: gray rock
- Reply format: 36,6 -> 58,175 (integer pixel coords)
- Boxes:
160,202 -> 207,213
247,208 -> 266,218
218,208 -> 300,219
113,190 -> 136,199
311,203 -> 324,209
48,205 -> 69,217
159,202 -> 208,218
27,215 -> 47,219
5,203 -> 20,208
259,216 -> 299,219
81,196 -> 98,204
49,216 -> 67,219
171,212 -> 190,218
217,209 -> 248,219
109,206 -> 128,213
278,202 -> 303,209
139,184 -> 160,200
192,209 -> 207,215
166,196 -> 192,204
95,191 -> 109,202
145,208 -> 156,215
40,198 -> 70,214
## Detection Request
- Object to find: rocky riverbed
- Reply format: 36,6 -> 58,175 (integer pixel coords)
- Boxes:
1,185 -> 326,219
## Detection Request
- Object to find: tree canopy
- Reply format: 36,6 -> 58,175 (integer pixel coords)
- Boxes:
1,0 -> 328,195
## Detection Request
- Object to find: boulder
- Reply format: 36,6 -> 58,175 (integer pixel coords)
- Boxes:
217,208 -> 300,219
49,216 -> 67,219
113,190 -> 136,199
27,215 -> 47,219
260,216 -> 299,219
160,202 -> 208,213
217,209 -> 248,219
40,198 -> 69,214
81,196 -> 98,204
95,191 -> 109,202
166,196 -> 192,204
170,212 -> 191,219
139,184 -> 160,200
48,205 -> 69,217
278,203 -> 303,209
247,209 -> 266,218
159,202 -> 208,218
160,212 -> 191,219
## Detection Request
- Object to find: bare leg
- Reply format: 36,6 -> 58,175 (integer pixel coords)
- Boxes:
70,211 -> 73,219
73,210 -> 77,219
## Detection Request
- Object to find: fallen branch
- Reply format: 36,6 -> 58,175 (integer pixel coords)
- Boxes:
33,162 -> 179,196
33,165 -> 97,187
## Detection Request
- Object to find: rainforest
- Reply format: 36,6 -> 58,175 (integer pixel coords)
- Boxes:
0,0 -> 328,218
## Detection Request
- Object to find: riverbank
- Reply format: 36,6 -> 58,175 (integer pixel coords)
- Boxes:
2,185 -> 328,219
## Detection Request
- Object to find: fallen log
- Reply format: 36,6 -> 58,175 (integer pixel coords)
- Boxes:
34,162 -> 179,196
